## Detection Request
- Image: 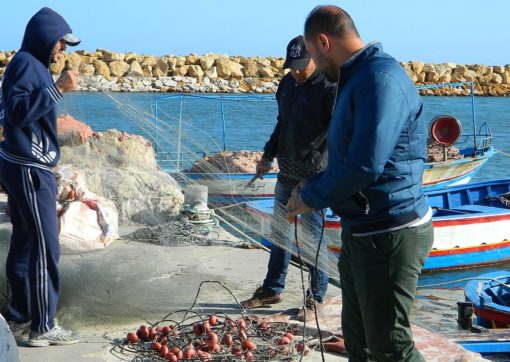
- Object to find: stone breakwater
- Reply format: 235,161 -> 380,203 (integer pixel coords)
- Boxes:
1,49 -> 510,95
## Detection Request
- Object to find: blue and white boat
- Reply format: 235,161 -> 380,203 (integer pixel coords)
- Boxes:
246,179 -> 510,271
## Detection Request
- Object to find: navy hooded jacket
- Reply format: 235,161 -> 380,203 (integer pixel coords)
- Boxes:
301,42 -> 429,234
0,7 -> 73,170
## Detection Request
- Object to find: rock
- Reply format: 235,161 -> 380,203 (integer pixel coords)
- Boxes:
75,50 -> 90,56
483,67 -> 493,76
93,59 -> 111,78
127,61 -> 144,77
454,65 -> 467,76
451,72 -> 466,82
124,53 -> 139,63
173,66 -> 188,77
205,66 -> 218,79
153,59 -> 169,77
162,79 -> 177,87
411,60 -> 425,74
471,64 -> 486,76
422,63 -> 436,74
271,58 -> 285,69
243,60 -> 259,77
463,69 -> 478,82
502,72 -> 510,84
438,73 -> 452,83
215,57 -> 232,77
175,56 -> 187,67
416,72 -> 426,83
167,57 -> 177,72
49,56 -> 66,74
0,314 -> 19,362
230,61 -> 244,78
67,52 -> 82,70
491,73 -> 503,84
79,63 -> 95,76
142,66 -> 153,77
141,56 -> 158,68
186,54 -> 200,65
187,65 -> 204,79
109,60 -> 130,77
200,55 -> 215,71
258,66 -> 274,78
435,63 -> 452,77
100,49 -> 125,62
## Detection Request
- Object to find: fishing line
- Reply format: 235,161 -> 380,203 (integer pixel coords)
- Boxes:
293,215 -> 325,362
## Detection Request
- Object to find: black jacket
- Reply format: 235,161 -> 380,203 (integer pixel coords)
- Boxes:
262,69 -> 336,187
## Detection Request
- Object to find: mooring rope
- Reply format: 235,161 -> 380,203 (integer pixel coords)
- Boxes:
417,276 -> 510,289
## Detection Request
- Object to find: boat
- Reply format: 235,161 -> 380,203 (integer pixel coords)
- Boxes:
450,271 -> 510,355
464,271 -> 510,329
170,82 -> 495,203
245,179 -> 510,272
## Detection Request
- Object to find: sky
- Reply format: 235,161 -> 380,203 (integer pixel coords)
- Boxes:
1,0 -> 509,65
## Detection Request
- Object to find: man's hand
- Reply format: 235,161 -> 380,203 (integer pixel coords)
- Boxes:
55,70 -> 79,93
255,158 -> 272,180
285,190 -> 311,222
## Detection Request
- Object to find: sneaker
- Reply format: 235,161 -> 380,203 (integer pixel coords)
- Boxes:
297,296 -> 324,322
240,286 -> 283,309
27,323 -> 80,347
7,320 -> 31,340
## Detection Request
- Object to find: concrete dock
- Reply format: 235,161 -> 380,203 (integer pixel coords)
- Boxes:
0,199 -> 489,361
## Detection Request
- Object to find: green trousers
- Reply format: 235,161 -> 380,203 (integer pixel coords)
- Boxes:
339,221 -> 434,362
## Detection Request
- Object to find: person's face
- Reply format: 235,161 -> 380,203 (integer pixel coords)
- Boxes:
304,35 -> 339,82
290,59 -> 316,85
51,39 -> 67,63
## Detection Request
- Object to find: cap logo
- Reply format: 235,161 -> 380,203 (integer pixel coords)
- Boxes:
290,44 -> 302,58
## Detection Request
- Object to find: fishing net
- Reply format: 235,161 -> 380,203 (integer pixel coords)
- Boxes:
55,91 -> 343,323
58,117 -> 184,225
110,281 -> 314,361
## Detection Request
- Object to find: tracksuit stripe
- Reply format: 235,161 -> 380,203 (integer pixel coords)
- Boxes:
0,151 -> 53,171
45,86 -> 60,103
22,167 -> 50,332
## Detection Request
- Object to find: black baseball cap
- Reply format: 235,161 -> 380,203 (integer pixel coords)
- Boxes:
283,35 -> 311,70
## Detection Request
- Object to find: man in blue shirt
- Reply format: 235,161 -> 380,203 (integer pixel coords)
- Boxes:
0,7 -> 81,346
287,6 -> 434,361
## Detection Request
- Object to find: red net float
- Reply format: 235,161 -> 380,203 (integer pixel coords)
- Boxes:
429,115 -> 462,146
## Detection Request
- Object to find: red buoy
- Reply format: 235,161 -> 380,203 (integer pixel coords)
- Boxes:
429,115 -> 462,146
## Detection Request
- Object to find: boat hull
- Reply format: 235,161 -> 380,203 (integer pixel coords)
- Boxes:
185,148 -> 495,202
465,271 -> 510,328
246,179 -> 510,272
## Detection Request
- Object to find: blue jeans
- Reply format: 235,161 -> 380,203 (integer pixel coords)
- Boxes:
263,181 -> 329,302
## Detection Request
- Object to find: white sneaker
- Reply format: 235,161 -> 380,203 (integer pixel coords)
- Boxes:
27,323 -> 80,347
7,320 -> 31,340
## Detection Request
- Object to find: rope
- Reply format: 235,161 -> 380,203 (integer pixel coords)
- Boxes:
494,148 -> 510,158
417,276 -> 510,289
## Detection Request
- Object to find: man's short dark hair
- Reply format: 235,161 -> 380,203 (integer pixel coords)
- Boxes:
304,5 -> 359,40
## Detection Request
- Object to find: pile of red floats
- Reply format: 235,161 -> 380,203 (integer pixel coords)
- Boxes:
120,313 -> 310,361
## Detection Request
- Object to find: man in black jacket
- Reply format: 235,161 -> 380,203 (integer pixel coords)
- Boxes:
241,36 -> 336,320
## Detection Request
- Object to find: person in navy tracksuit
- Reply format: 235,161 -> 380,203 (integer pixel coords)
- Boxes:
0,7 -> 81,346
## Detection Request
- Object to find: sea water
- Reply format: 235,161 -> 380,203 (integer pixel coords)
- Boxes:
59,92 -> 510,359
